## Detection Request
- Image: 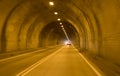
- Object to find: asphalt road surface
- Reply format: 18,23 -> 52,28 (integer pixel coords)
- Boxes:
0,46 -> 104,76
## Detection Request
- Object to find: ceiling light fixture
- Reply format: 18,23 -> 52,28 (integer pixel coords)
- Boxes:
54,12 -> 58,15
49,1 -> 54,6
60,22 -> 62,25
57,18 -> 61,21
61,25 -> 64,28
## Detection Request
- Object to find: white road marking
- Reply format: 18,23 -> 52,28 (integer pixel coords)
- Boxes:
15,46 -> 102,76
74,47 -> 103,76
0,46 -> 58,62
16,46 -> 64,76
0,49 -> 44,62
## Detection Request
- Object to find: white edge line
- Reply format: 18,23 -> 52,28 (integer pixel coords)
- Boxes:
16,47 -> 64,76
74,47 -> 102,76
0,49 -> 44,62
0,46 -> 57,62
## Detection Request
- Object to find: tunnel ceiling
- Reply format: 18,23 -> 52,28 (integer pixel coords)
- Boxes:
0,0 -> 103,54
0,0 -> 106,53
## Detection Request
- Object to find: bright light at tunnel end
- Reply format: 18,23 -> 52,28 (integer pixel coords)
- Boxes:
64,40 -> 69,45
64,40 -> 71,45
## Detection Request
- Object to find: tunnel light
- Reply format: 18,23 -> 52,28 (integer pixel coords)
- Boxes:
60,22 -> 62,25
54,12 -> 58,15
49,1 -> 54,6
57,18 -> 61,21
61,25 -> 64,28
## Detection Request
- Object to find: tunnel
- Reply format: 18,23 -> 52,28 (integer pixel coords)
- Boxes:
39,21 -> 79,47
0,0 -> 120,76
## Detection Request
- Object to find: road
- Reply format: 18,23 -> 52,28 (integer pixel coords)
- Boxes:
0,46 -> 61,76
0,46 -> 104,76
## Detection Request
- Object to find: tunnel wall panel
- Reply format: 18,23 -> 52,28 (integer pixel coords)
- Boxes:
0,0 -> 24,52
5,2 -> 31,51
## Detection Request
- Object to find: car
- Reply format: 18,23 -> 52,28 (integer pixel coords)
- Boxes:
67,43 -> 71,46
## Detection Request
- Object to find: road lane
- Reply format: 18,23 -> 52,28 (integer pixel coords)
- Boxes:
0,46 -> 62,76
20,46 -> 103,76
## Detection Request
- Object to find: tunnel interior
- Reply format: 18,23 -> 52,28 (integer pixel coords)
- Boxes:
0,0 -> 120,69
39,21 -> 79,47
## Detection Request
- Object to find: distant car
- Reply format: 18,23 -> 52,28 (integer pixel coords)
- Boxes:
67,43 -> 71,46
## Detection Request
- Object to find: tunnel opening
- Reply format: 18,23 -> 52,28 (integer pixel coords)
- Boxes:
39,21 -> 80,48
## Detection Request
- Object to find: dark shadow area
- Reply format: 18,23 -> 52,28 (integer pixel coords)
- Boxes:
39,21 -> 80,48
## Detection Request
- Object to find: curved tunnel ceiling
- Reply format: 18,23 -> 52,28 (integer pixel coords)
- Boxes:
0,0 -> 99,52
1,0 -> 120,65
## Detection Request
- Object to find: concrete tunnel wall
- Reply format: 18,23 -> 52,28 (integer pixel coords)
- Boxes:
0,0 -> 120,65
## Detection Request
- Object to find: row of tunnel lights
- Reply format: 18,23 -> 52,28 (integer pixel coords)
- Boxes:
49,1 -> 63,26
49,1 -> 71,44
